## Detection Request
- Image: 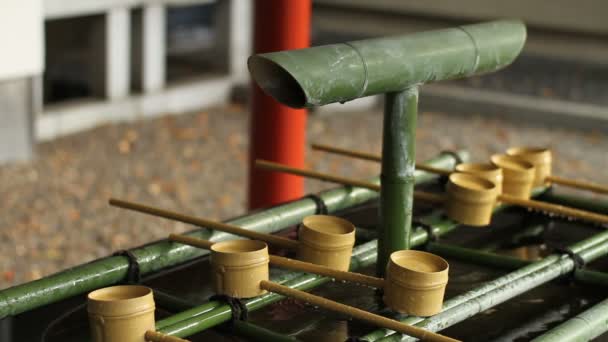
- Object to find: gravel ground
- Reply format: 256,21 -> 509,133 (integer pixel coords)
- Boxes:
1,104 -> 606,289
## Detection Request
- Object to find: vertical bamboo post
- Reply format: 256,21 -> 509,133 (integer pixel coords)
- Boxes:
378,87 -> 418,276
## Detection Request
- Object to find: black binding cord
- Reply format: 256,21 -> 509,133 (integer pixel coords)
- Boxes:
113,249 -> 141,284
296,195 -> 329,239
304,194 -> 329,215
414,220 -> 439,243
554,246 -> 586,270
42,250 -> 141,340
209,294 -> 249,324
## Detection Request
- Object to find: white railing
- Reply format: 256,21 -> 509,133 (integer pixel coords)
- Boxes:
39,0 -> 251,141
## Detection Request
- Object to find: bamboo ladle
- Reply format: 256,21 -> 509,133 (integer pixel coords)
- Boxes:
109,198 -> 300,250
109,199 -> 357,271
312,143 -> 608,195
255,159 -> 608,226
169,234 -> 457,342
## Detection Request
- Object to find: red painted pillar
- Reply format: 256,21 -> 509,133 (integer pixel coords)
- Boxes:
248,0 -> 311,209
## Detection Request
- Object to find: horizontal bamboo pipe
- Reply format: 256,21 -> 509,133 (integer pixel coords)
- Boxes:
255,160 -> 446,205
547,175 -> 608,195
145,330 -> 191,342
313,143 -> 608,195
168,234 -> 385,289
109,198 -> 300,250
259,280 -> 459,342
311,143 -> 451,176
255,160 -> 608,225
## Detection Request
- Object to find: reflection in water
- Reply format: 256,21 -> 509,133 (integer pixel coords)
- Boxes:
499,243 -> 547,261
493,302 -> 578,342
297,319 -> 349,342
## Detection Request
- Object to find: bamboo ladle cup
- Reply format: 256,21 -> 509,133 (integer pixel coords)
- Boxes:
109,199 -> 356,271
169,234 -> 457,342
255,159 -> 608,226
313,143 -> 608,195
87,285 -> 190,342
506,146 -> 608,194
169,234 -> 384,289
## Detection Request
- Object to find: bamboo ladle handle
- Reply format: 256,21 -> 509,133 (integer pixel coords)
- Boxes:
498,194 -> 608,225
268,252 -> 385,288
169,234 -> 215,249
311,143 -> 452,176
168,234 -> 385,288
255,160 -> 608,225
547,175 -> 608,195
313,143 -> 608,195
255,160 -> 446,205
109,198 -> 300,250
259,280 -> 460,342
145,330 -> 190,342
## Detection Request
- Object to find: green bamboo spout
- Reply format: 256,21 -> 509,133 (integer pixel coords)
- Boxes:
248,20 -> 526,108
248,19 -> 526,276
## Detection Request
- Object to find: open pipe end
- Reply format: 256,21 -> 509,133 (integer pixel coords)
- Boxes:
248,55 -> 308,109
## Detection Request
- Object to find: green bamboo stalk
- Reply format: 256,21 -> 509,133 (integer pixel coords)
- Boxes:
373,231 -> 608,341
378,87 -> 418,276
541,191 -> 608,215
428,242 -> 608,287
478,223 -> 546,252
531,297 -> 608,342
248,20 -> 525,108
428,243 -> 529,269
154,289 -> 198,312
363,230 -> 608,341
154,289 -> 299,342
